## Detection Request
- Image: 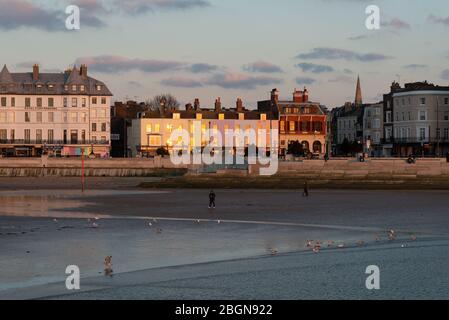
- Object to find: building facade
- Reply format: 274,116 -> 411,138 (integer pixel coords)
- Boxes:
258,88 -> 327,156
128,98 -> 278,158
387,81 -> 449,157
363,102 -> 383,157
0,64 -> 112,157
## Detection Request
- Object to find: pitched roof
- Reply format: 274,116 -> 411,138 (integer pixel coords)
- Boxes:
0,65 -> 14,83
0,64 -> 112,96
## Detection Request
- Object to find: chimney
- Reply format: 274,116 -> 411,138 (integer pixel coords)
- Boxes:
293,88 -> 303,103
185,103 -> 193,111
33,64 -> 39,81
80,64 -> 88,79
271,88 -> 279,104
194,98 -> 200,110
236,98 -> 243,112
303,87 -> 309,102
215,97 -> 222,113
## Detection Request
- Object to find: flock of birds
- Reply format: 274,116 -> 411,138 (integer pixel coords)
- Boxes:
51,217 -> 419,274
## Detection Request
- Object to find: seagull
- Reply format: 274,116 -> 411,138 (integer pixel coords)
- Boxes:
148,222 -> 152,227
337,244 -> 345,249
94,217 -> 100,221
53,219 -> 58,223
306,240 -> 313,247
92,222 -> 99,229
312,246 -> 320,254
217,220 -> 221,224
270,249 -> 278,256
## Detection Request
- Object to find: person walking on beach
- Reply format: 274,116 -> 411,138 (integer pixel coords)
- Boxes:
303,181 -> 309,197
209,190 -> 216,209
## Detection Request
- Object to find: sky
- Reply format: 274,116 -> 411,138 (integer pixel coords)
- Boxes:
0,0 -> 449,109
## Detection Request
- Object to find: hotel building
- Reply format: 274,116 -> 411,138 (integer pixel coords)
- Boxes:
128,98 -> 278,157
0,64 -> 112,157
258,88 -> 327,156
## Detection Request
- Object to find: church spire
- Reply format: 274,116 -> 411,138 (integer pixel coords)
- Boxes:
355,75 -> 362,106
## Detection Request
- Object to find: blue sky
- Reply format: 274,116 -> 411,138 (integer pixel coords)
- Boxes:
1,0 -> 448,108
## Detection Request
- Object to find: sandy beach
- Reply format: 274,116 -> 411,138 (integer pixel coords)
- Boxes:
0,177 -> 448,299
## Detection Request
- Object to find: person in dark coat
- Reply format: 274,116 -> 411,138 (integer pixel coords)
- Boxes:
303,181 -> 309,197
209,190 -> 216,209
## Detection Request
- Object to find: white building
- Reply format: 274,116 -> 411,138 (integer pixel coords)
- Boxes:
0,64 -> 112,157
363,102 -> 383,156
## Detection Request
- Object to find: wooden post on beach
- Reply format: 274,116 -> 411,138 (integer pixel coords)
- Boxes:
81,148 -> 85,193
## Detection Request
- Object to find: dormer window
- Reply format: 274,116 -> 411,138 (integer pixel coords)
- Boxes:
96,85 -> 102,91
173,113 -> 180,120
238,113 -> 245,120
80,85 -> 85,92
260,114 -> 267,121
71,85 -> 77,91
219,113 -> 225,120
64,85 -> 69,91
48,84 -> 54,90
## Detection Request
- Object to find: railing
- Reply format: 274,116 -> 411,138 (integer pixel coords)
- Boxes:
387,138 -> 449,144
0,139 -> 110,145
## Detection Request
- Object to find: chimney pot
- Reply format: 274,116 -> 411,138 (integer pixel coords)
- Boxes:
33,64 -> 39,81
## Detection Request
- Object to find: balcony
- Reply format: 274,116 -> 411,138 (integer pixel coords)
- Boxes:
0,139 -> 110,145
382,138 -> 449,144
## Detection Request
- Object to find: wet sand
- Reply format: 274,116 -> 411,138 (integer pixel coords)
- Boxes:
0,179 -> 448,299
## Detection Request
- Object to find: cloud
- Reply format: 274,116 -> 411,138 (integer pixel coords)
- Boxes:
161,77 -> 203,88
295,63 -> 334,74
113,0 -> 211,15
206,73 -> 282,90
441,69 -> 449,80
347,35 -> 369,41
382,18 -> 411,30
188,63 -> 219,73
328,75 -> 354,84
0,0 -> 63,31
403,64 -> 428,70
296,47 -> 392,62
75,55 -> 185,73
295,77 -> 316,85
128,81 -> 143,87
243,61 -> 283,73
428,14 -> 449,26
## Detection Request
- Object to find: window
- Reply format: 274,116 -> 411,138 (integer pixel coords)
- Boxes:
408,112 -> 411,121
445,98 -> 449,105
99,109 -> 107,118
10,129 -> 15,141
289,121 -> 295,132
24,129 -> 30,143
11,97 -> 15,107
25,98 -> 31,108
154,124 -> 160,133
64,85 -> 69,91
238,113 -> 245,120
82,98 -> 86,108
437,128 -> 441,140
419,111 -> 427,121
48,98 -> 54,108
146,124 -> 152,133
63,112 -> 67,123
92,123 -> 97,132
37,112 -> 42,123
444,112 -> 449,121
25,112 -> 30,122
260,114 -> 267,121
101,97 -> 106,105
0,97 -> 6,107
196,113 -> 202,120
402,112 -> 405,121
419,128 -> 426,141
36,129 -> 42,143
48,129 -> 54,144
395,113 -> 399,121
81,112 -> 87,123
71,85 -> 77,91
92,136 -> 97,143
420,97 -> 426,105
70,130 -> 78,144
81,130 -> 86,144
444,128 -> 449,140
386,111 -> 392,123
149,135 -> 161,146
218,114 -> 225,120
63,97 -> 68,108
0,112 -> 6,123
70,112 -> 77,123
80,85 -> 85,92
48,112 -> 54,123
37,97 -> 42,108
71,98 -> 77,107
280,121 -> 285,132
96,85 -> 102,91
63,130 -> 67,144
92,97 -> 97,104
101,123 -> 107,132
101,136 -> 106,143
